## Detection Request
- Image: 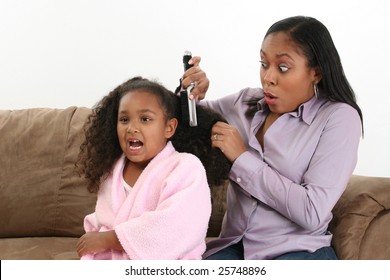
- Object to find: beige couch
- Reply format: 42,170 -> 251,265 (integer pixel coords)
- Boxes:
1,107 -> 389,260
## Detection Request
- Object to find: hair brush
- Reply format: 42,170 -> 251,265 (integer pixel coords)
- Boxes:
180,51 -> 198,127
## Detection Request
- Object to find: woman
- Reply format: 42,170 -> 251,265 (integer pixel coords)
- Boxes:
183,16 -> 363,260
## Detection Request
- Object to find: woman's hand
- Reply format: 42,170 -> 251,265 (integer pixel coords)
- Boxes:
211,121 -> 248,162
181,56 -> 209,101
76,231 -> 123,257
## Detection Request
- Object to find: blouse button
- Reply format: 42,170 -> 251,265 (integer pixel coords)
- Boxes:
237,177 -> 242,183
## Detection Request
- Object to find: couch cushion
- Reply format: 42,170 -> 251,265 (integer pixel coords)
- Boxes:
0,107 -> 96,238
359,209 -> 390,259
0,237 -> 79,260
207,181 -> 228,237
330,175 -> 390,259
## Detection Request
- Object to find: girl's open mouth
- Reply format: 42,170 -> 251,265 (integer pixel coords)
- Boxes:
128,139 -> 143,150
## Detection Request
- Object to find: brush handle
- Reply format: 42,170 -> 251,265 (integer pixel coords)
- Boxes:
183,51 -> 193,71
181,51 -> 197,127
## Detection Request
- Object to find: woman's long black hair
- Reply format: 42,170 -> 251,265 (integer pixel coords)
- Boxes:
247,16 -> 363,134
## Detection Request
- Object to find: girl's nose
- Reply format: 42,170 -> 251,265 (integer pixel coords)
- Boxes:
127,124 -> 139,134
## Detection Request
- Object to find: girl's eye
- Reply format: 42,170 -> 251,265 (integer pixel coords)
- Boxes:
119,117 -> 128,123
260,61 -> 268,69
279,65 -> 289,72
141,117 -> 151,123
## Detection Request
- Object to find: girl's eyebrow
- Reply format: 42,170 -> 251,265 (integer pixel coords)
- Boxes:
118,109 -> 157,115
137,108 -> 157,115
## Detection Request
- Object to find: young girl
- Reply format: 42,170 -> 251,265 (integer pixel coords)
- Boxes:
76,77 -> 229,260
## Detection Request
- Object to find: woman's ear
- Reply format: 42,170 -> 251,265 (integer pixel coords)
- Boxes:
165,118 -> 178,139
313,66 -> 322,83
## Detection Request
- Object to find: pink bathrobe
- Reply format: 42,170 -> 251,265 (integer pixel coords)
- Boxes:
82,141 -> 211,260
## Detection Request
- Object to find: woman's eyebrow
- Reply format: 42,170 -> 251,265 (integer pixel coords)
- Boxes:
261,49 -> 295,61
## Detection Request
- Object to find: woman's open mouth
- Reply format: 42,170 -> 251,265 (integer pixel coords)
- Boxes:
264,92 -> 278,106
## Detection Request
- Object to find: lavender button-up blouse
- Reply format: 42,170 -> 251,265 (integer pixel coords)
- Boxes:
201,87 -> 361,259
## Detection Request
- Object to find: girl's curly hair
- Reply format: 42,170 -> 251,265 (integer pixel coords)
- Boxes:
76,77 -> 231,193
171,95 -> 231,187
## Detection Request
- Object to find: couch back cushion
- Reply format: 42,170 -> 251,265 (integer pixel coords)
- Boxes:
0,107 -> 96,237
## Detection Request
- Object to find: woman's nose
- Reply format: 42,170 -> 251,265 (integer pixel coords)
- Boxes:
262,68 -> 277,86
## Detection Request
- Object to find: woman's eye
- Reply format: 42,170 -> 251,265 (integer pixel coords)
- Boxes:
120,117 -> 128,123
279,65 -> 289,72
260,61 -> 268,68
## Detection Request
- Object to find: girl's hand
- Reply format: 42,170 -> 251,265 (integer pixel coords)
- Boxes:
76,231 -> 123,257
181,56 -> 209,101
211,121 -> 248,162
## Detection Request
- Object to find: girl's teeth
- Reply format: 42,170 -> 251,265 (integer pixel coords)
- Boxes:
129,140 -> 143,150
129,145 -> 142,150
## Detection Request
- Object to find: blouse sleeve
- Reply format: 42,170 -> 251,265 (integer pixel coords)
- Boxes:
230,105 -> 362,230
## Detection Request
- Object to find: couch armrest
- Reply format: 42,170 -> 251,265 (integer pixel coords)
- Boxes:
329,175 -> 390,259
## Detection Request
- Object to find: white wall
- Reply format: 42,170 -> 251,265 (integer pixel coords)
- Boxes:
1,0 -> 389,177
